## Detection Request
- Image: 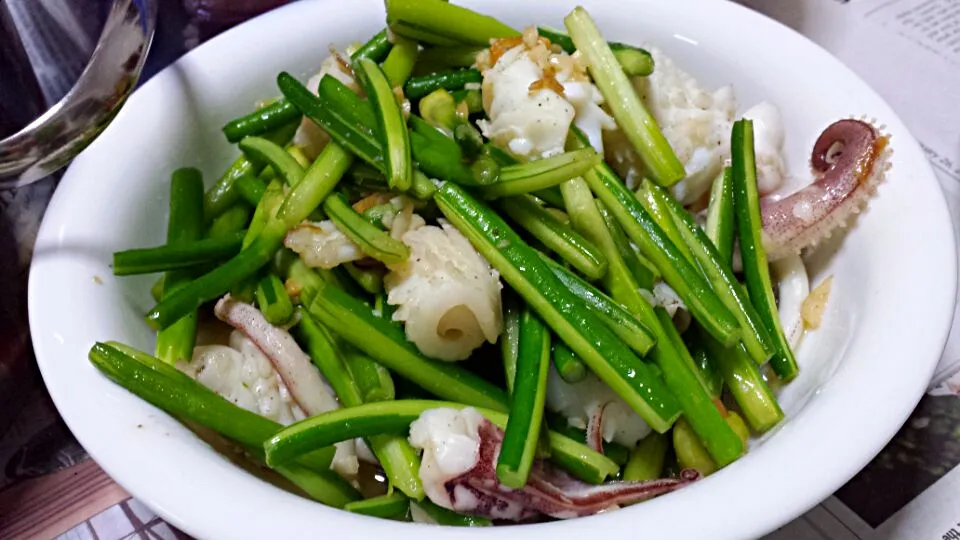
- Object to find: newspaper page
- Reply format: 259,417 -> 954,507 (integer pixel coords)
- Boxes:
734,1 -> 960,539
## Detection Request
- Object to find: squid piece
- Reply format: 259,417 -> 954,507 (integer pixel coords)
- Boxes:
384,219 -> 503,362
293,49 -> 361,159
744,102 -> 788,196
477,30 -> 615,160
585,402 -> 609,454
215,296 -> 339,415
545,366 -> 652,448
284,220 -> 365,270
607,45 -> 736,199
213,295 -> 358,476
284,195 -> 420,270
771,255 -> 809,351
652,281 -> 686,318
284,192 -> 501,362
409,407 -> 698,521
180,332 -> 306,426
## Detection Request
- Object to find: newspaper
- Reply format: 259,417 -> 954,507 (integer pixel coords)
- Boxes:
734,0 -> 960,538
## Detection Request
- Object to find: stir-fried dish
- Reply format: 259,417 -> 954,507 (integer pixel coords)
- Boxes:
98,0 -> 892,525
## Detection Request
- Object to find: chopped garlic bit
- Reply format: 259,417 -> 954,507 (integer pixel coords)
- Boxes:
352,192 -> 394,214
801,276 -> 833,330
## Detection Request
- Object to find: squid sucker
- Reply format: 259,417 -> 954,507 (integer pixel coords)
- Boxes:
437,416 -> 699,521
761,118 -> 891,261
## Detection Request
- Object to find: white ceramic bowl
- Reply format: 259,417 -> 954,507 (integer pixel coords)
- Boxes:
29,0 -> 956,538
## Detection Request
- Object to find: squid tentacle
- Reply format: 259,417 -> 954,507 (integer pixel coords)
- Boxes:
441,418 -> 699,521
586,402 -> 609,454
760,118 -> 892,260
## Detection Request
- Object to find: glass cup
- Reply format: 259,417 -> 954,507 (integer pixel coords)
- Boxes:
0,0 -> 157,189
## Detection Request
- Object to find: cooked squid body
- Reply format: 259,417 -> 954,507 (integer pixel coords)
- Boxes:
409,407 -> 695,520
477,32 -> 615,160
545,366 -> 652,447
564,78 -> 616,155
284,219 -> 365,269
637,281 -> 687,318
604,46 -> 790,205
214,296 -> 341,415
479,45 -> 574,159
282,194 -> 501,362
284,196 -> 417,270
185,338 -> 361,477
408,407 -> 486,510
743,101 -> 787,196
606,46 -> 736,201
385,219 -> 503,362
194,296 -> 359,477
183,333 -> 365,477
294,50 -> 359,159
180,331 -> 306,426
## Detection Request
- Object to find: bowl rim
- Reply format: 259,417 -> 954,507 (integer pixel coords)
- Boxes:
28,0 -> 958,538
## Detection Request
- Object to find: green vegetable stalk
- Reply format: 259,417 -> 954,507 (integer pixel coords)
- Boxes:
155,168 -> 204,365
496,308 -> 551,488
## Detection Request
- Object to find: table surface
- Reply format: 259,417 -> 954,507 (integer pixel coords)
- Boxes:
0,2 -> 274,538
